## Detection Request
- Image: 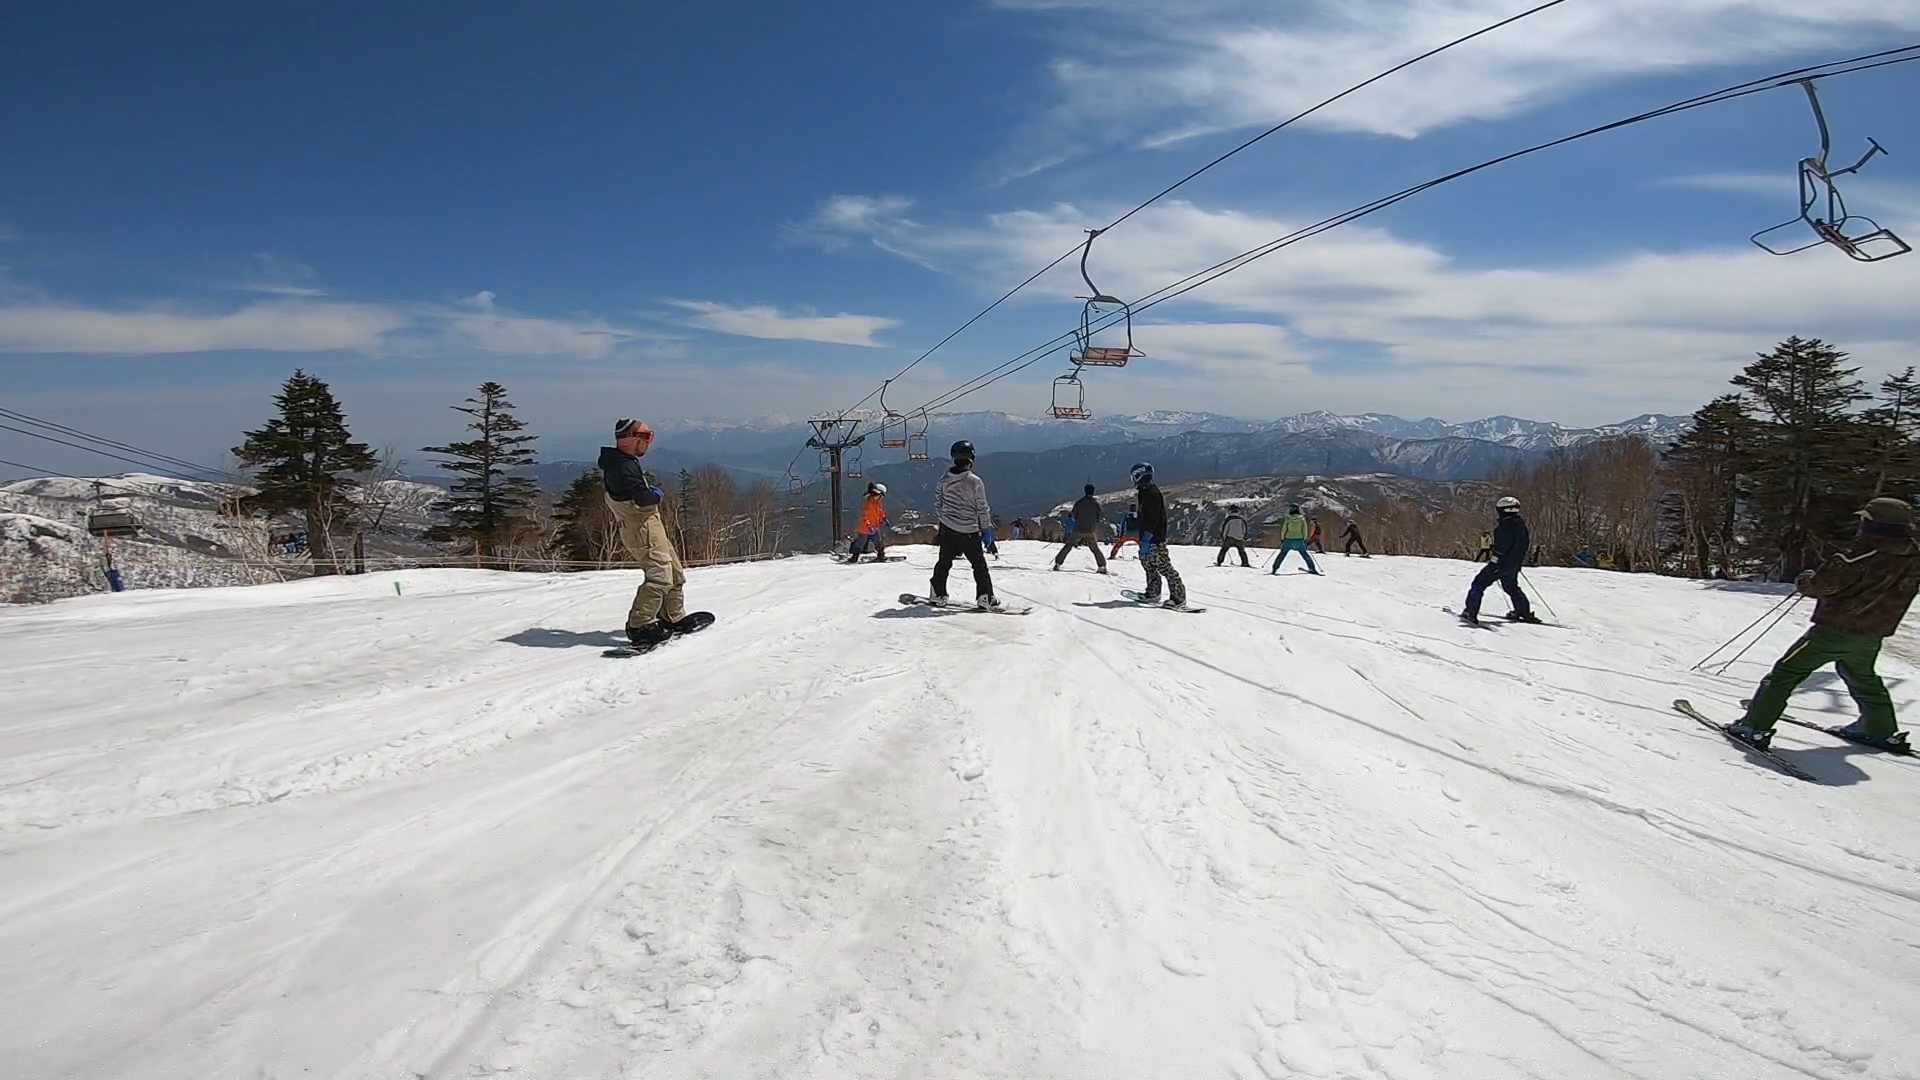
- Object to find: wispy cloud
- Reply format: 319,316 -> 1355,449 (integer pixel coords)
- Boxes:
998,0 -> 1920,158
0,299 -> 407,354
667,299 -> 900,347
226,251 -> 328,297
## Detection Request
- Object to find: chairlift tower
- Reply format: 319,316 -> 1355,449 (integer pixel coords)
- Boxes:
805,415 -> 868,543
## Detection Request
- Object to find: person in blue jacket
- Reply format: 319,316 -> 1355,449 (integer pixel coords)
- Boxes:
1459,496 -> 1537,625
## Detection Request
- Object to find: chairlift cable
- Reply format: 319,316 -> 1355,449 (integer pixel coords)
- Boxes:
906,46 -> 1920,415
0,421 -> 228,478
0,406 -> 228,479
829,0 -> 1583,422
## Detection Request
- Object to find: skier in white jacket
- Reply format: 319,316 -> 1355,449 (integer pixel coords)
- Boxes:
930,439 -> 1002,610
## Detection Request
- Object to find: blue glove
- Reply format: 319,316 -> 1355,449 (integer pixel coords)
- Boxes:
1139,532 -> 1155,558
648,485 -> 664,501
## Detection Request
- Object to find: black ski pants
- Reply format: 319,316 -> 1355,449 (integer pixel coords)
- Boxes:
1464,561 -> 1531,618
1215,539 -> 1250,566
932,525 -> 994,600
1054,534 -> 1107,570
1344,535 -> 1368,555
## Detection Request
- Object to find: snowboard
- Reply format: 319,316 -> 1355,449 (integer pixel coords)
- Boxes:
1120,589 -> 1206,613
602,611 -> 717,657
1738,700 -> 1914,756
897,593 -> 1032,615
1672,699 -> 1817,782
839,555 -> 906,563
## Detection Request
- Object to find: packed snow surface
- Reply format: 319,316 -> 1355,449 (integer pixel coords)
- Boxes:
3,544 -> 1918,1080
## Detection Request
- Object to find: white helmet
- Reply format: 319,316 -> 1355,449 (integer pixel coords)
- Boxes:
1496,495 -> 1520,511
868,482 -> 887,496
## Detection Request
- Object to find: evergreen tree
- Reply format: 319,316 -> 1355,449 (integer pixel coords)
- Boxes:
1660,396 -> 1748,578
1862,367 -> 1920,500
553,471 -> 610,565
233,369 -> 378,575
1728,337 -> 1870,577
420,381 -> 540,557
673,468 -> 699,555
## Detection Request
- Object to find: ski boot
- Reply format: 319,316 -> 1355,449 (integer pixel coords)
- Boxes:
1831,720 -> 1911,752
1722,721 -> 1774,751
625,621 -> 673,649
1505,611 -> 1543,624
1457,610 -> 1482,626
977,594 -> 1004,612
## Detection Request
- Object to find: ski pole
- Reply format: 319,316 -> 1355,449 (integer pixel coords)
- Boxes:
1689,589 -> 1799,671
1519,568 -> 1557,621
1709,595 -> 1804,677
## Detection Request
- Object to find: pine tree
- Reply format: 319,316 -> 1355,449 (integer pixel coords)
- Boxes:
1729,337 -> 1871,577
1660,396 -> 1748,579
553,470 -> 612,565
233,369 -> 378,575
419,381 -> 541,558
1862,367 -> 1920,500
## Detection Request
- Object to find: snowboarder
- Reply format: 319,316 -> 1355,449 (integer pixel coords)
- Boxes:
1054,484 -> 1109,573
1724,497 -> 1919,752
846,482 -> 889,563
1270,504 -> 1321,575
1129,462 -> 1186,608
1110,504 -> 1141,558
601,419 -> 706,647
1341,517 -> 1370,557
1460,496 -> 1535,625
1307,517 -> 1325,554
1215,509 -> 1251,567
930,440 -> 1003,610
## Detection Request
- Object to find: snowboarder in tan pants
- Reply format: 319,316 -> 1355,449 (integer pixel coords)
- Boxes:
600,418 -> 697,649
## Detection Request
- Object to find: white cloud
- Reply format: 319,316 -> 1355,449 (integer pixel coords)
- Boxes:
459,290 -> 497,310
667,300 -> 900,348
443,309 -> 639,360
815,194 -> 1920,422
999,0 -> 1920,151
0,299 -> 409,354
230,252 -> 327,297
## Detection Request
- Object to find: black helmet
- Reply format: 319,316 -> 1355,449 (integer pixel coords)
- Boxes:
1130,461 -> 1153,485
1084,483 -> 1096,496
950,439 -> 975,464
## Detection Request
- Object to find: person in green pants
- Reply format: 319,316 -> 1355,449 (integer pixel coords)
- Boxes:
1728,497 -> 1920,752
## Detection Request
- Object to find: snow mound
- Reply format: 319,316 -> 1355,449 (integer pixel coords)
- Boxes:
1,547 -> 1915,1078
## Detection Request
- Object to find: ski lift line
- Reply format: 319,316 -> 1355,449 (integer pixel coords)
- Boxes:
906,46 -> 1920,417
0,406 -> 227,480
0,421 -> 229,479
0,455 -> 182,499
829,0 -> 1582,423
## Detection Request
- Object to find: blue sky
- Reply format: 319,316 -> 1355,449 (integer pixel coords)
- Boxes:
4,1 -> 1920,478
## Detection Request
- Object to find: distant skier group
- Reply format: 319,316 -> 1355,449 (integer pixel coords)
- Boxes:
593,420 -> 1914,753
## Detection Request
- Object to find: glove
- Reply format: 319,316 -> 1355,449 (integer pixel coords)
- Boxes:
1139,532 -> 1155,558
648,485 -> 664,502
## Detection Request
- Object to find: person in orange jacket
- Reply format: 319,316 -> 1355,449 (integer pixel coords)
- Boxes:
846,482 -> 890,563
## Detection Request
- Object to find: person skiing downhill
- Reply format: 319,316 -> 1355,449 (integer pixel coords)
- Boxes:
600,418 -> 711,648
1341,517 -> 1370,557
1460,496 -> 1535,625
1270,504 -> 1321,575
1130,462 -> 1187,608
1307,517 -> 1325,554
1054,483 -> 1109,573
1216,509 -> 1251,567
1724,497 -> 1920,752
930,440 -> 1003,609
846,482 -> 889,563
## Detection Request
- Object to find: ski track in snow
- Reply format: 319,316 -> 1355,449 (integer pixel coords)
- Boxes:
2,546 -> 1917,1079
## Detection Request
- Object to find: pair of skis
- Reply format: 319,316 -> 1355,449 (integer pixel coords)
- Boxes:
1674,699 -> 1913,784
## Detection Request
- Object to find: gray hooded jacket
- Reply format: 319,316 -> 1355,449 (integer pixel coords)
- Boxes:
935,467 -> 993,533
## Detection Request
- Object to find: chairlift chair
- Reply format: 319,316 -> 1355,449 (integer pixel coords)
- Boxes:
1751,80 -> 1911,262
844,447 -> 864,479
1072,228 -> 1143,367
906,411 -> 930,461
877,383 -> 910,448
1050,370 -> 1092,420
86,507 -> 139,538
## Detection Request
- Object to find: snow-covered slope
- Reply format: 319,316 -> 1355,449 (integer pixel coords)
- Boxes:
2,549 -> 1915,1079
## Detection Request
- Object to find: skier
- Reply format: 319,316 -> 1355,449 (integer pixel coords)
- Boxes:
1110,504 -> 1141,559
1724,497 -> 1919,752
600,418 -> 707,647
1270,504 -> 1321,575
930,440 -> 1003,610
1459,496 -> 1536,625
845,482 -> 889,564
1307,517 -> 1325,554
1129,462 -> 1187,608
1054,484 -> 1109,573
1341,517 -> 1370,557
1215,509 -> 1251,567
1476,531 -> 1494,562
1011,518 -> 1026,541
